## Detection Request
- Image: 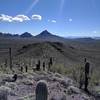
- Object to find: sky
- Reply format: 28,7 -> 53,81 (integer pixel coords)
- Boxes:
0,0 -> 100,37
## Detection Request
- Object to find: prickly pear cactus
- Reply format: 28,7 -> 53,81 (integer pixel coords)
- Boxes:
36,80 -> 48,100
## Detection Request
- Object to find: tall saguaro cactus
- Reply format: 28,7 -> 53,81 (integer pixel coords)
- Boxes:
9,48 -> 12,70
48,57 -> 53,71
25,65 -> 28,72
43,62 -> 45,71
84,62 -> 90,91
50,57 -> 53,66
84,58 -> 87,63
21,66 -> 23,72
4,59 -> 7,68
36,60 -> 41,71
36,80 -> 48,100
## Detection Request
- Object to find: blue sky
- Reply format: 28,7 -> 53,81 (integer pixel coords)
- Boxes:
0,0 -> 100,37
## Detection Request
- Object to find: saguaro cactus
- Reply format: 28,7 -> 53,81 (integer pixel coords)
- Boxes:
25,65 -> 28,72
4,59 -> 7,68
48,57 -> 53,71
50,57 -> 53,66
21,66 -> 23,72
36,80 -> 48,100
0,90 -> 7,100
9,48 -> 12,70
84,62 -> 90,91
36,60 -> 41,71
43,62 -> 45,71
84,58 -> 87,63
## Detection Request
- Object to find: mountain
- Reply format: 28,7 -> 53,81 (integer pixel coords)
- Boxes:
15,41 -> 100,68
35,30 -> 67,42
0,32 -> 33,38
0,32 -> 19,37
35,30 -> 53,38
20,32 -> 33,38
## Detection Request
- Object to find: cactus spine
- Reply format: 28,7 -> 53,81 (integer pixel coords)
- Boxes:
36,80 -> 48,100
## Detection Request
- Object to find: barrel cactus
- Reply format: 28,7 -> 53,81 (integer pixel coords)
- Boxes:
36,80 -> 48,100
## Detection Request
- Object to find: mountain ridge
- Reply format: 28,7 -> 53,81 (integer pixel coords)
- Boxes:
0,30 -> 100,40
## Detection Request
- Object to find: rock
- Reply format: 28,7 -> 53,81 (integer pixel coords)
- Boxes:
2,77 -> 12,82
17,93 -> 35,100
50,93 -> 66,100
0,86 -> 11,100
67,86 -> 81,94
60,80 -> 70,88
82,94 -> 90,100
5,82 -> 17,90
0,85 -> 17,96
54,78 -> 73,88
21,79 -> 34,85
0,81 -> 6,86
54,73 -> 63,78
2,74 -> 17,82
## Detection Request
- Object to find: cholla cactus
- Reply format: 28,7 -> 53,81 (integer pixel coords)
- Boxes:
36,80 -> 48,100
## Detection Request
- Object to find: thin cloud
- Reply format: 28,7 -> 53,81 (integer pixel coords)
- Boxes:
0,14 -> 30,22
51,20 -> 56,23
59,0 -> 65,16
0,14 -> 12,22
12,15 -> 30,22
48,19 -> 57,23
69,18 -> 73,22
32,14 -> 42,21
93,30 -> 97,34
25,0 -> 39,14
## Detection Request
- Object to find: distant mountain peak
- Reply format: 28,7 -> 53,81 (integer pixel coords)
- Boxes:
20,32 -> 33,38
37,30 -> 53,37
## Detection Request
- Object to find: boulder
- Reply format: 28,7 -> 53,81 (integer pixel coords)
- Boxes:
67,86 -> 81,94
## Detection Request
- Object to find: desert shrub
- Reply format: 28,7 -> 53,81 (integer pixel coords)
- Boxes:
51,64 -> 66,74
90,70 -> 100,86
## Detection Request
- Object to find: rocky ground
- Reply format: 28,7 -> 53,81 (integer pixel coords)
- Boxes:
0,71 -> 99,100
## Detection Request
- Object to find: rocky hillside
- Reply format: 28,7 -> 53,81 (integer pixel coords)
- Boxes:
14,41 -> 100,69
0,72 -> 97,100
